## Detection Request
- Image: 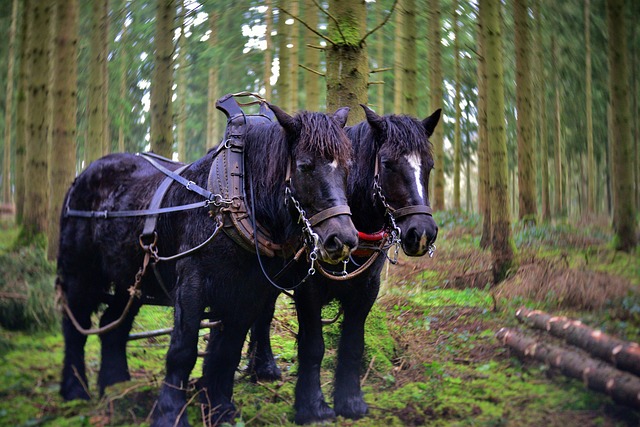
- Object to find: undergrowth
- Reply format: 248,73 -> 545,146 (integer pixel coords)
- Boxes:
0,213 -> 639,426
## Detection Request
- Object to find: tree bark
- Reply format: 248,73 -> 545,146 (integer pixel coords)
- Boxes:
427,0 -> 445,210
606,0 -> 637,251
86,0 -> 108,165
23,0 -> 54,241
393,0 -> 404,113
264,0 -> 273,101
325,0 -> 367,125
206,9 -> 220,150
496,327 -> 640,409
552,35 -> 563,218
47,0 -> 78,261
150,0 -> 176,158
452,0 -> 461,211
515,0 -> 536,224
2,0 -> 18,205
374,2 -> 385,114
476,4 -> 490,249
585,0 -> 595,215
176,0 -> 187,161
15,0 -> 31,224
302,0 -> 320,111
516,307 -> 640,377
402,0 -> 417,116
534,1 -> 550,222
289,0 -> 299,111
480,0 -> 515,283
276,0 -> 291,111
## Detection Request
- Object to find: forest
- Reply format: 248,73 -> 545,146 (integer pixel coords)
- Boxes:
0,0 -> 639,426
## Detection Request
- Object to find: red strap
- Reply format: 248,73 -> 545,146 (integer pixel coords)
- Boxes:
358,230 -> 386,242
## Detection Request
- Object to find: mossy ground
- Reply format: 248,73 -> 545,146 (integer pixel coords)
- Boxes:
0,213 -> 639,426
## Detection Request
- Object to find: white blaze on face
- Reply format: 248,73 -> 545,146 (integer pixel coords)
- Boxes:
406,153 -> 424,200
329,159 -> 338,169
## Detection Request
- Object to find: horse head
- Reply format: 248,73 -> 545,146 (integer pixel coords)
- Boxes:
362,105 -> 441,257
270,104 -> 358,265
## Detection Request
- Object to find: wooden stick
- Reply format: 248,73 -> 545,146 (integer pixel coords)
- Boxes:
496,327 -> 640,409
516,307 -> 640,377
128,320 -> 221,341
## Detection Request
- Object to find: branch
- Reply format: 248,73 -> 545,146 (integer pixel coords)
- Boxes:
279,7 -> 336,46
361,0 -> 399,44
367,81 -> 385,85
370,67 -> 392,74
299,63 -> 325,77
309,0 -> 346,44
306,44 -> 326,50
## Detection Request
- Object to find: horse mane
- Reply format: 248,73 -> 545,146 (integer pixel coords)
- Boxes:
243,110 -> 352,241
346,114 -> 435,213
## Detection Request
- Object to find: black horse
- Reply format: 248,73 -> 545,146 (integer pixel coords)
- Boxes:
247,105 -> 441,424
57,103 -> 358,426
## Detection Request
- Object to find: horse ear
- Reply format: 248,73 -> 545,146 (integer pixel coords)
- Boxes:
268,103 -> 298,134
423,108 -> 442,137
361,104 -> 385,133
332,107 -> 350,128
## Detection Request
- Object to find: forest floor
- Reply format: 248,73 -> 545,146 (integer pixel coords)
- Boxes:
0,211 -> 639,426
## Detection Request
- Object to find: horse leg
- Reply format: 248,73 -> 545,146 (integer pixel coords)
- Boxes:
332,300 -> 371,419
97,294 -> 141,395
247,290 -> 282,382
60,278 -> 99,401
199,322 -> 248,425
152,281 -> 204,427
293,290 -> 335,424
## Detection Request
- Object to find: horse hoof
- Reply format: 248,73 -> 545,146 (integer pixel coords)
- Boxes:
335,396 -> 368,420
294,402 -> 336,425
251,363 -> 282,383
60,384 -> 91,401
151,414 -> 191,427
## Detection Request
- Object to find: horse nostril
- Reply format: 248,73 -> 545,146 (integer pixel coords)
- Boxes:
324,234 -> 343,253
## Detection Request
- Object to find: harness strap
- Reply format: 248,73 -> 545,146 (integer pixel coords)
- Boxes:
138,153 -> 214,200
308,205 -> 352,227
65,201 -> 209,219
391,204 -> 432,218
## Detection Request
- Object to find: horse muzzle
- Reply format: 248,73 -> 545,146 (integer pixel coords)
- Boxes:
315,217 -> 358,264
400,216 -> 438,257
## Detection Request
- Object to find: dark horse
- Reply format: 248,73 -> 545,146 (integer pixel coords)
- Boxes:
247,105 -> 441,424
57,103 -> 358,426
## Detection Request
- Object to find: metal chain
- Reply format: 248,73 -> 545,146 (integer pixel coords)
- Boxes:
285,186 -> 320,278
373,176 -> 402,264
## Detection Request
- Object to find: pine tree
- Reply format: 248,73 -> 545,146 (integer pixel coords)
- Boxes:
2,0 -> 18,205
48,0 -> 79,260
150,0 -> 176,158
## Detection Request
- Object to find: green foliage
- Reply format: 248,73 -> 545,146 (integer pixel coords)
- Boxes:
0,243 -> 57,332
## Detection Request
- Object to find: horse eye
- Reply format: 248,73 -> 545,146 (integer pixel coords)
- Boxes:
296,161 -> 314,173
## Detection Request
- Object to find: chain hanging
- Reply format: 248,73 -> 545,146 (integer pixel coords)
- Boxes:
284,186 -> 320,280
373,175 -> 402,264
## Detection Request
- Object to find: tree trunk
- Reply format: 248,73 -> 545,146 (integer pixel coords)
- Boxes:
264,0 -> 273,101
289,0 -> 299,111
393,0 -> 404,113
585,0 -> 595,215
480,0 -> 515,283
552,35 -> 563,218
402,0 -> 417,115
515,0 -> 536,224
374,2 -> 385,114
23,0 -> 54,241
150,0 -> 176,158
47,0 -> 78,261
302,0 -> 320,111
452,0 -> 461,211
206,9 -> 220,150
476,4 -> 490,249
176,0 -> 187,161
607,0 -> 637,251
276,0 -> 291,111
427,0 -> 445,210
325,0 -> 367,124
86,0 -> 108,165
15,0 -> 31,224
117,11 -> 127,153
535,1 -> 550,222
496,328 -> 640,409
2,0 -> 18,205
516,307 -> 640,377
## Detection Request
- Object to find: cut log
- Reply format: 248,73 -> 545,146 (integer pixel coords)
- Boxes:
128,320 -> 221,341
516,307 -> 640,377
496,327 -> 640,409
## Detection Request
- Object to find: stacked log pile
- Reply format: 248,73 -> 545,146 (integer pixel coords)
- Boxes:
496,307 -> 640,409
